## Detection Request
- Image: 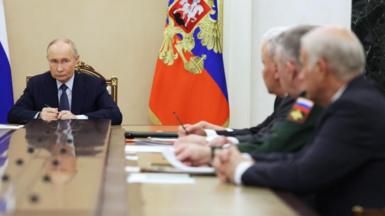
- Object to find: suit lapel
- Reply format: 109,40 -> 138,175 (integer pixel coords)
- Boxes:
46,74 -> 59,108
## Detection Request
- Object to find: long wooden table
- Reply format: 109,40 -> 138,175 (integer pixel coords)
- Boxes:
0,123 -> 318,215
107,125 -> 319,216
0,120 -> 111,216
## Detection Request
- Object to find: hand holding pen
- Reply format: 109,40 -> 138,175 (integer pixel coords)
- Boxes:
40,105 -> 59,121
173,112 -> 189,136
40,104 -> 77,121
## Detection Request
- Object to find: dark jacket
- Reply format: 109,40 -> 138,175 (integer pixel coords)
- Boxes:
237,100 -> 323,154
217,96 -> 295,143
241,76 -> 385,216
8,71 -> 122,125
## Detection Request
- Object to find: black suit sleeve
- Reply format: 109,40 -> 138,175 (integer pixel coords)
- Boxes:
241,101 -> 375,194
7,80 -> 39,124
83,79 -> 122,125
216,113 -> 275,137
217,97 -> 283,137
218,96 -> 294,144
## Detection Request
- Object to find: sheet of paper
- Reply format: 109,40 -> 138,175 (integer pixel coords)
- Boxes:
149,137 -> 177,142
125,166 -> 141,173
161,148 -> 215,174
0,124 -> 23,130
125,155 -> 139,161
127,173 -> 195,184
125,145 -> 215,174
125,145 -> 172,154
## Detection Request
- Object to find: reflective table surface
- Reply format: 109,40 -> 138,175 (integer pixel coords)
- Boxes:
0,120 -> 111,216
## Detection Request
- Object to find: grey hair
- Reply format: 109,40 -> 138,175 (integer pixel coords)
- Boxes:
275,25 -> 317,64
261,26 -> 290,58
301,27 -> 365,80
47,38 -> 79,56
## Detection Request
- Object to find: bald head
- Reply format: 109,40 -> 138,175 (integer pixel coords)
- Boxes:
301,26 -> 365,81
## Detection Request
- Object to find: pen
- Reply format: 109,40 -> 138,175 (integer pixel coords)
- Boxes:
172,112 -> 189,135
43,104 -> 59,116
37,104 -> 51,120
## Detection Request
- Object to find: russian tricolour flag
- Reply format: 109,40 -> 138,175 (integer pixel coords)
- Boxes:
0,0 -> 13,124
149,0 -> 229,125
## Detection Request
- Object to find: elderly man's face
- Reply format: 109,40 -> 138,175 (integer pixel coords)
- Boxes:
299,49 -> 323,102
261,44 -> 279,94
275,52 -> 292,94
47,42 -> 78,83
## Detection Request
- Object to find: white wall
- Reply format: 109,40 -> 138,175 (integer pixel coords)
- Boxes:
224,0 -> 352,128
223,0 -> 253,128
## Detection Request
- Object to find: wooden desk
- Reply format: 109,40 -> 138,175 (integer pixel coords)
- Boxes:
116,125 -> 318,216
0,123 -> 318,215
127,176 -> 299,216
0,120 -> 110,216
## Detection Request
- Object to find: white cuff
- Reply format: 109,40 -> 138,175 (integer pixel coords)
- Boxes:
76,115 -> 88,120
205,129 -> 219,142
34,112 -> 40,119
241,153 -> 252,160
226,136 -> 239,145
234,160 -> 253,185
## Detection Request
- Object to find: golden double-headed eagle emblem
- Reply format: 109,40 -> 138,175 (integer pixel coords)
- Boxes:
159,0 -> 223,74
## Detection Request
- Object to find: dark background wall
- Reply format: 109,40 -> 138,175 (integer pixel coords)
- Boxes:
352,0 -> 385,92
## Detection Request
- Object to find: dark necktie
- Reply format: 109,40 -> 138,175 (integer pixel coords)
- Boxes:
59,84 -> 70,111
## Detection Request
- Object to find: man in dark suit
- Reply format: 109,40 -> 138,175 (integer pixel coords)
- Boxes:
175,27 -> 295,144
176,27 -> 292,141
7,38 -> 122,125
174,26 -> 323,166
214,26 -> 385,216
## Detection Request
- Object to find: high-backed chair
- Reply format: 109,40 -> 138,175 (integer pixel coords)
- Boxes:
352,206 -> 385,216
26,61 -> 118,103
75,61 -> 118,103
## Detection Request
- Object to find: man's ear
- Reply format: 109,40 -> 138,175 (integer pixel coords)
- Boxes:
315,58 -> 328,78
286,61 -> 298,80
273,64 -> 280,80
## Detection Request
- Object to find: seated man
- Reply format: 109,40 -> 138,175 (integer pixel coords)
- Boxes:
178,27 -> 294,144
214,26 -> 385,215
175,25 -> 323,166
7,38 -> 122,125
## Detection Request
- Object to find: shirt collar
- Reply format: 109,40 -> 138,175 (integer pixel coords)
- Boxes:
331,84 -> 347,103
56,73 -> 75,91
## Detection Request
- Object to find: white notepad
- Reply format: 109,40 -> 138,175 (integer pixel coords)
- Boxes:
125,145 -> 215,174
127,173 -> 195,184
0,124 -> 23,130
